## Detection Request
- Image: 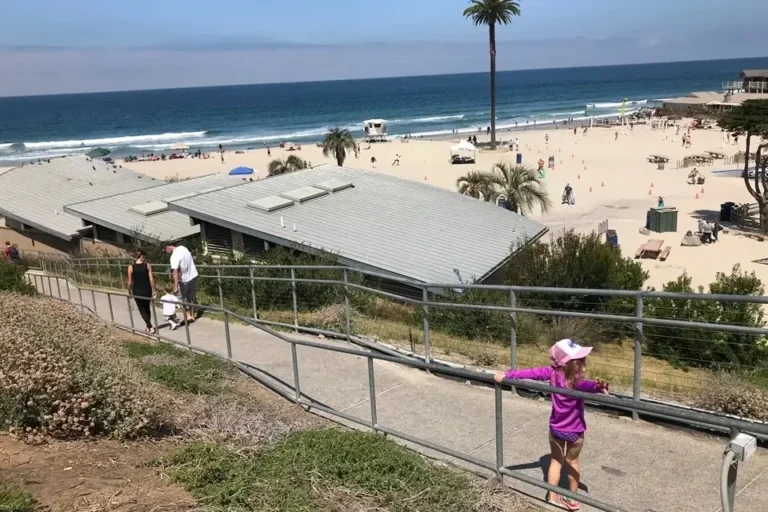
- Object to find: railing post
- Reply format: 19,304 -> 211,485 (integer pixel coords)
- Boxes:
107,292 -> 114,322
291,342 -> 301,401
105,259 -> 113,289
343,269 -> 352,339
290,268 -> 299,331
184,310 -> 192,350
126,295 -> 135,330
422,286 -> 431,364
46,275 -> 52,296
78,287 -> 84,312
494,383 -> 504,482
633,293 -> 644,421
151,296 -> 160,342
509,290 -> 517,369
216,268 -> 224,309
86,260 -> 93,286
223,311 -> 233,360
368,357 -> 378,431
65,267 -> 72,302
96,260 -> 103,288
249,267 -> 258,320
55,274 -> 62,299
91,290 -> 97,315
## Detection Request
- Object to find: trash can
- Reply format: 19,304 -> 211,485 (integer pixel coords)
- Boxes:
548,156 -> 555,169
516,153 -> 522,165
720,201 -> 736,222
606,229 -> 619,248
648,207 -> 679,233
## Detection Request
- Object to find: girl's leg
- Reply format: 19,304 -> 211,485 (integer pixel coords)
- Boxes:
565,437 -> 584,493
548,434 -> 566,502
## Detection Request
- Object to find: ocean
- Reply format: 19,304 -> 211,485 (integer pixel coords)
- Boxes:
1,57 -> 767,164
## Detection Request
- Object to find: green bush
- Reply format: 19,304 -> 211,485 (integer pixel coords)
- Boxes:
0,485 -> 36,512
645,265 -> 767,369
0,260 -> 35,295
505,229 -> 647,313
697,372 -> 768,421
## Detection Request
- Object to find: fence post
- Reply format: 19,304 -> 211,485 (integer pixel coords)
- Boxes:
249,267 -> 258,319
107,292 -> 114,322
509,290 -> 517,370
126,295 -> 135,330
494,383 -> 504,482
65,266 -> 72,301
47,276 -> 52,296
368,357 -> 378,431
343,269 -> 352,339
291,342 -> 301,401
91,290 -> 97,315
105,259 -> 112,289
224,311 -> 233,360
422,286 -> 431,364
86,260 -> 93,286
633,293 -> 644,421
216,268 -> 224,309
78,287 -> 84,312
55,274 -> 62,299
290,268 -> 299,331
96,260 -> 103,288
184,310 -> 192,350
151,297 -> 160,342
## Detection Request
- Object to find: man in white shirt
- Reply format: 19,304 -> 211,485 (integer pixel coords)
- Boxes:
165,244 -> 198,322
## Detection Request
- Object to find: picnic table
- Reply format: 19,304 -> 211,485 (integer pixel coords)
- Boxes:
648,155 -> 669,164
635,239 -> 670,260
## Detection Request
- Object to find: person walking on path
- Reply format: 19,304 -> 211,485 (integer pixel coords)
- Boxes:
495,339 -> 609,511
165,244 -> 198,323
126,250 -> 156,334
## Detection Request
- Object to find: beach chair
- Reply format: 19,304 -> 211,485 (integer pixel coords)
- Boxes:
659,247 -> 671,261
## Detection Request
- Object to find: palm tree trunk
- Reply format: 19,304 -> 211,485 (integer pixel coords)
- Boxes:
488,23 -> 497,151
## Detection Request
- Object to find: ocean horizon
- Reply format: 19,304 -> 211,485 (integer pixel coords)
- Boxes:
1,56 -> 767,165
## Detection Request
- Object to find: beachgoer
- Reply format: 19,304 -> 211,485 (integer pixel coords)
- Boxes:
514,137 -> 519,150
3,241 -> 11,261
698,219 -> 712,244
392,154 -> 401,166
657,196 -> 664,208
562,183 -> 573,205
614,131 -> 619,141
495,339 -> 609,510
712,221 -> 722,242
126,250 -> 156,334
370,156 -> 377,168
545,134 -> 549,145
160,287 -> 181,331
573,127 -> 577,135
472,135 -> 478,145
267,146 -> 271,157
166,244 -> 198,323
8,244 -> 19,265
486,126 -> 490,135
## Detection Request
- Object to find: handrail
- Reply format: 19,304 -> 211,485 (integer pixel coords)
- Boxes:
30,270 -> 768,512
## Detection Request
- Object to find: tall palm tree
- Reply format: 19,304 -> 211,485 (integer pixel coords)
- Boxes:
322,128 -> 358,166
463,0 -> 521,150
488,162 -> 550,215
456,170 -> 496,201
268,155 -> 308,177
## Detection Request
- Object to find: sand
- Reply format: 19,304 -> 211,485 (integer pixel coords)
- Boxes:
34,121 -> 768,289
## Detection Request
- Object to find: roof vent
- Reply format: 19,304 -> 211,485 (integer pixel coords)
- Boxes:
315,179 -> 354,193
280,186 -> 328,203
129,200 -> 169,216
248,195 -> 294,213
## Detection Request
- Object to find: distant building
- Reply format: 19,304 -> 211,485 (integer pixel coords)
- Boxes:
0,156 -> 158,256
739,70 -> 768,94
64,174 -> 248,247
167,165 -> 548,285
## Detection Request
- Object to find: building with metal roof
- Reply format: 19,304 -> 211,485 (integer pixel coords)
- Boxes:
167,165 -> 548,284
0,156 -> 159,242
64,174 -> 249,245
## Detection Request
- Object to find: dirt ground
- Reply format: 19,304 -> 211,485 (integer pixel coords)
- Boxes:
0,436 -> 195,512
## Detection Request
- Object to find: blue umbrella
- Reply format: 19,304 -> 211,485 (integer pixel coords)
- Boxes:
229,166 -> 254,176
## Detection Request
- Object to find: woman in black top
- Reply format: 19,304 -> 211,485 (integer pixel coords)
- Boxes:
127,250 -> 156,334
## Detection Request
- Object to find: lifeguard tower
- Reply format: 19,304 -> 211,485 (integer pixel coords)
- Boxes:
363,119 -> 388,142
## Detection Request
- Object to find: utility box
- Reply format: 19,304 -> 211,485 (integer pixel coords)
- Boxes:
648,207 -> 678,233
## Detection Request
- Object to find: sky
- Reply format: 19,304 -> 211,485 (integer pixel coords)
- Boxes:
1,0 -> 767,96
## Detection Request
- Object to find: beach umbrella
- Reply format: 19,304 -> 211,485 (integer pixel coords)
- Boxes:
229,166 -> 254,176
172,143 -> 190,151
87,147 -> 111,158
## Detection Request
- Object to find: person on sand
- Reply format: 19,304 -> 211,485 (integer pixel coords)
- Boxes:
267,146 -> 271,157
562,183 -> 574,205
495,339 -> 609,511
126,250 -> 156,335
614,131 -> 619,141
392,154 -> 401,166
657,196 -> 665,208
165,244 -> 198,323
370,156 -> 377,169
545,134 -> 549,145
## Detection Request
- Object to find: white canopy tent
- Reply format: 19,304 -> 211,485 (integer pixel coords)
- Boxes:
450,140 -> 476,162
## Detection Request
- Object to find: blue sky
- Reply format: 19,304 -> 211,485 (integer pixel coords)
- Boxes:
1,0 -> 767,95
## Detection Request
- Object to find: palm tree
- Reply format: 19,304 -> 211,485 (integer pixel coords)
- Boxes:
488,162 -> 551,215
456,171 -> 496,201
463,0 -> 521,150
322,128 -> 358,166
268,155 -> 309,177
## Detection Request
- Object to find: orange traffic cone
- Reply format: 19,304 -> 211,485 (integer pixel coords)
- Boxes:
650,182 -> 654,188
695,193 -> 699,199
577,174 -> 581,179
589,186 -> 593,192
648,189 -> 652,195
424,176 -> 427,181
601,181 -> 605,187
701,187 -> 705,194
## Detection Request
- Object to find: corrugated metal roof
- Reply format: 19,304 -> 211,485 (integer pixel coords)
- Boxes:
740,69 -> 768,78
168,166 -> 548,284
0,156 -> 160,240
64,173 -> 248,243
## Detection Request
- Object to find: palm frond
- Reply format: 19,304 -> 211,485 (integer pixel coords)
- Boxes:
488,162 -> 551,215
463,0 -> 521,26
322,128 -> 358,166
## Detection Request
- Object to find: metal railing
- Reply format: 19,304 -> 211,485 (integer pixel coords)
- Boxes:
29,269 -> 768,512
45,258 -> 768,419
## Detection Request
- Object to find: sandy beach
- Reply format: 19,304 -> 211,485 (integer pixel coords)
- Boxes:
9,120 -> 757,289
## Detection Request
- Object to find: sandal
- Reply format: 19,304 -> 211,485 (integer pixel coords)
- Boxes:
547,494 -> 566,510
560,496 -> 581,511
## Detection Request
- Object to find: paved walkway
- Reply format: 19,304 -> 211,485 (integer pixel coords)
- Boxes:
31,273 -> 768,512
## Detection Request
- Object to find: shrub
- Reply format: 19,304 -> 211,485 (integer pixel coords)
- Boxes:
505,229 -> 648,312
0,485 -> 36,512
0,294 -> 168,441
697,373 -> 768,421
645,265 -> 767,369
0,260 -> 35,295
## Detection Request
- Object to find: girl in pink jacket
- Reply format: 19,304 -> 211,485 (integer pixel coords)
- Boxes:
495,339 -> 609,511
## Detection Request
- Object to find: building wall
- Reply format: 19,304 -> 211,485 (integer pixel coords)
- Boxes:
0,224 -> 77,257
